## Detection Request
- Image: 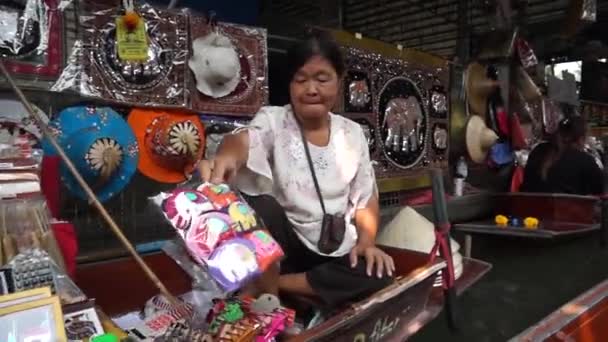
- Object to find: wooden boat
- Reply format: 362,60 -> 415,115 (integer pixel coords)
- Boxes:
75,247 -> 491,341
512,278 -> 608,341
453,192 -> 600,239
75,171 -> 490,340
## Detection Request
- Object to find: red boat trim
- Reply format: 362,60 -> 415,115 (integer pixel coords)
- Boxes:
352,261 -> 446,313
511,279 -> 608,341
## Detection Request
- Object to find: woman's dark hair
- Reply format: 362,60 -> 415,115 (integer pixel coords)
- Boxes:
285,30 -> 345,82
557,116 -> 587,146
540,116 -> 587,179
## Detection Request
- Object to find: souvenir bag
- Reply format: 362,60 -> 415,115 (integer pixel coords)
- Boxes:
153,182 -> 283,292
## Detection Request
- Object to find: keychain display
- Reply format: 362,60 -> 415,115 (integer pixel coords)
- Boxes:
153,182 -> 283,292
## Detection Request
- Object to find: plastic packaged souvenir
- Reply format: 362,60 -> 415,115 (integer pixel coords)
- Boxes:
52,2 -> 189,108
153,182 -> 283,292
0,0 -> 75,90
204,296 -> 295,342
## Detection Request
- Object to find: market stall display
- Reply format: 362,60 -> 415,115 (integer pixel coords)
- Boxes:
43,106 -> 139,203
0,0 -> 76,90
128,108 -> 205,184
0,0 -> 501,340
153,182 -> 284,292
189,15 -> 268,116
453,192 -> 600,239
337,42 -> 451,182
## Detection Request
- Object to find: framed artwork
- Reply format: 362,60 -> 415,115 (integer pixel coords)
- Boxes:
63,300 -> 105,341
0,295 -> 66,342
0,287 -> 52,309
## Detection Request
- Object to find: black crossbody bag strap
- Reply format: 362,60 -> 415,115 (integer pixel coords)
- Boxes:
296,120 -> 327,215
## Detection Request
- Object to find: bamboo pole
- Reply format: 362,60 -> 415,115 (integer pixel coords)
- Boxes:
0,61 -> 178,305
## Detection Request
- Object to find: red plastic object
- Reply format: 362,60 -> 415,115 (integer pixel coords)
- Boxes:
51,222 -> 78,278
41,155 -> 61,219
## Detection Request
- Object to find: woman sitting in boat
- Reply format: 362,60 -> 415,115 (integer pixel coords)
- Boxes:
198,31 -> 395,308
520,116 -> 603,195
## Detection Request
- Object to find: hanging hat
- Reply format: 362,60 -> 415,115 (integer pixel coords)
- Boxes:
0,99 -> 49,143
189,32 -> 242,99
42,106 -> 139,202
465,62 -> 499,117
466,115 -> 499,164
513,66 -> 542,102
128,109 -> 205,184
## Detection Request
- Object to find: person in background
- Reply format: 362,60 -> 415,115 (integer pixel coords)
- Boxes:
198,30 -> 394,309
520,116 -> 604,195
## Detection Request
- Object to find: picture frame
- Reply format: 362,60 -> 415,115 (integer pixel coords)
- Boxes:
0,287 -> 52,309
0,295 -> 66,342
63,299 -> 105,341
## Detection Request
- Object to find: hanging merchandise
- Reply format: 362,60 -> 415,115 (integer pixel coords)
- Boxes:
151,182 -> 284,293
0,98 -> 49,144
378,78 -> 428,170
429,84 -> 449,119
465,115 -> 499,164
0,0 -> 74,90
189,15 -> 268,116
200,116 -> 250,160
516,38 -> 539,69
338,45 -> 450,179
42,106 -> 139,203
128,108 -> 205,184
338,47 -> 375,113
58,2 -> 189,107
465,62 -> 499,117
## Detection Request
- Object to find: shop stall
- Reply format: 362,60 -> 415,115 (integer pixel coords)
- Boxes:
0,0 -> 495,340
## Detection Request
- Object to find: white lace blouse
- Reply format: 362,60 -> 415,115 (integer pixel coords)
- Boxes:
236,105 -> 377,257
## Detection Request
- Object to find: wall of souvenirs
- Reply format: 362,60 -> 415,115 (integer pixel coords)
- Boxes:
0,0 -> 453,254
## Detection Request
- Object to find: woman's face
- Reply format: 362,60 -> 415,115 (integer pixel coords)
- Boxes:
290,55 -> 340,120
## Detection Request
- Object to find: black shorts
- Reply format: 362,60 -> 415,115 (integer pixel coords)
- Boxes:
243,194 -> 393,309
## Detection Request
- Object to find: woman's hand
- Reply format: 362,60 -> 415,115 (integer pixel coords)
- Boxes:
198,155 -> 239,184
349,242 -> 395,278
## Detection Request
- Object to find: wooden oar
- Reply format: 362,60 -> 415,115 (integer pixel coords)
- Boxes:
0,60 -> 179,306
430,169 -> 459,332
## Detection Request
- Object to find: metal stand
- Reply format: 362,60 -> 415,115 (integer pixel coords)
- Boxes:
600,137 -> 608,248
430,169 -> 459,332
